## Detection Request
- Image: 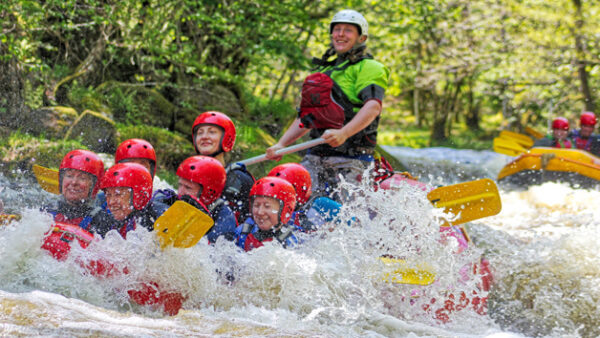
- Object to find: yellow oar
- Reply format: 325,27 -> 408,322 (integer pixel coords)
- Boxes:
427,178 -> 502,226
379,257 -> 435,286
525,126 -> 545,139
153,200 -> 215,249
493,137 -> 529,157
32,164 -> 60,195
499,130 -> 534,148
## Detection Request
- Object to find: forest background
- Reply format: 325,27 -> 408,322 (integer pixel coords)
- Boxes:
0,0 -> 599,183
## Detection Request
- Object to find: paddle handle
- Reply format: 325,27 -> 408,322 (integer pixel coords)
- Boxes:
238,138 -> 326,166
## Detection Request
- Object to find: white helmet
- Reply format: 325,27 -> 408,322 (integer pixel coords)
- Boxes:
330,9 -> 368,38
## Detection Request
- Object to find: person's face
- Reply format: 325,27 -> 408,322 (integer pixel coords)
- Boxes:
331,23 -> 364,54
105,187 -> 134,221
252,196 -> 280,231
580,125 -> 595,138
62,169 -> 94,204
120,158 -> 153,175
553,128 -> 568,141
194,125 -> 223,155
177,177 -> 202,199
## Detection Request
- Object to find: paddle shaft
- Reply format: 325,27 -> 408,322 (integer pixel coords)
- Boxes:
238,138 -> 326,166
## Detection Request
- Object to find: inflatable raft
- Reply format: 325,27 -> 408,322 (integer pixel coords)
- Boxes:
497,147 -> 600,188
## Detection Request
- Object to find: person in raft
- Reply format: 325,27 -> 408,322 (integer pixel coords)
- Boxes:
154,155 -> 237,243
266,9 -> 389,202
191,111 -> 255,223
41,149 -> 107,260
266,163 -> 327,231
89,162 -> 168,239
533,117 -> 575,149
115,138 -> 157,179
569,112 -> 600,155
235,177 -> 298,252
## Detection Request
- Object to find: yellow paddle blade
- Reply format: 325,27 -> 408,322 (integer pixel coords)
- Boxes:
493,137 -> 528,157
153,201 -> 214,249
427,178 -> 501,226
32,164 -> 60,195
379,257 -> 435,285
499,130 -> 534,148
0,214 -> 21,226
525,126 -> 545,139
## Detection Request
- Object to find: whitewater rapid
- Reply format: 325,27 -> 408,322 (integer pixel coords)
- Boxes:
1,147 -> 599,337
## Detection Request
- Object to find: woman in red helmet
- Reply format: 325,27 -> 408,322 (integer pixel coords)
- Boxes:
191,111 -> 255,223
90,162 -> 168,238
534,117 -> 575,148
235,177 -> 298,252
41,149 -> 107,260
569,112 -> 600,154
267,163 -> 327,231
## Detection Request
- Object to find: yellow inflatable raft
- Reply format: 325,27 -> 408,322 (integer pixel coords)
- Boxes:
497,147 -> 600,188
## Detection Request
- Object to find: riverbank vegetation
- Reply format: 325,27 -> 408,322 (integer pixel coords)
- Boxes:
1,1 -> 599,178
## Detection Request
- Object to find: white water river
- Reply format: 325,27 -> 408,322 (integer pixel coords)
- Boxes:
1,147 -> 598,337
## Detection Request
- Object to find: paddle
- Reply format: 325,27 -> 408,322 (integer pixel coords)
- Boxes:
499,130 -> 534,148
525,126 -> 545,139
427,178 -> 502,227
32,164 -> 60,195
379,257 -> 435,286
238,138 -> 326,166
493,137 -> 529,157
153,200 -> 215,249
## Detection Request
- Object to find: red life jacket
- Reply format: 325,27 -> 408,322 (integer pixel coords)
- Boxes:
573,135 -> 592,151
553,138 -> 574,149
41,222 -> 94,261
244,233 -> 273,252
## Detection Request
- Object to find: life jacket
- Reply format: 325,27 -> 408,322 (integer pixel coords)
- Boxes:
236,219 -> 296,252
302,56 -> 382,157
570,129 -> 594,151
41,222 -> 94,261
553,138 -> 575,149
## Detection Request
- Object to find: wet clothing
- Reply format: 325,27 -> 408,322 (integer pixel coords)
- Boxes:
223,163 -> 255,224
43,199 -> 103,230
288,196 -> 328,232
206,199 -> 237,243
89,199 -> 169,239
235,218 -> 297,252
301,55 -> 388,200
300,154 -> 371,202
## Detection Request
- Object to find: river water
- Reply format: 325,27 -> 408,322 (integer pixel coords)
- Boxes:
1,147 -> 598,337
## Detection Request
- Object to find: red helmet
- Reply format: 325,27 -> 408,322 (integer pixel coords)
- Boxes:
59,149 -> 105,198
176,155 -> 226,206
552,117 -> 570,130
100,163 -> 153,210
115,139 -> 157,177
580,112 -> 597,126
267,163 -> 312,204
250,177 -> 296,224
191,111 -> 236,154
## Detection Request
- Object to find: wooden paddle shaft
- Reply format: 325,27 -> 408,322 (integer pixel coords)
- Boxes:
238,138 -> 326,166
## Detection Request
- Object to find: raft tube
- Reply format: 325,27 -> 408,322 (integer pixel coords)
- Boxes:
497,147 -> 600,188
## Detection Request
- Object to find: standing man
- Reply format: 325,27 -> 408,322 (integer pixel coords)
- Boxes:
266,9 -> 389,201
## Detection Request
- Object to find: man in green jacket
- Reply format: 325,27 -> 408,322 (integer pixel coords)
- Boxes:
266,9 -> 389,202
